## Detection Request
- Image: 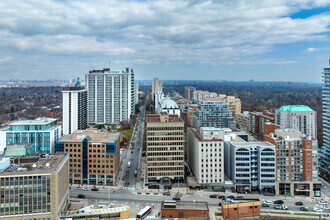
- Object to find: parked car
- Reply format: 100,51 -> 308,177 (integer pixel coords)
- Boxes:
295,201 -> 304,206
124,182 -> 129,187
74,187 -> 82,190
173,197 -> 181,201
262,203 -> 270,207
77,194 -> 85,198
227,195 -> 235,200
322,184 -> 326,189
300,207 -> 308,211
82,187 -> 88,191
218,195 -> 226,200
237,196 -> 244,199
163,192 -> 170,196
318,200 -> 328,205
282,205 -> 288,210
91,188 -> 99,191
209,194 -> 218,198
313,207 -> 323,212
263,201 -> 273,205
274,200 -> 284,204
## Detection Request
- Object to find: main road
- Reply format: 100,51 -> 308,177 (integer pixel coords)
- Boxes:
125,106 -> 145,188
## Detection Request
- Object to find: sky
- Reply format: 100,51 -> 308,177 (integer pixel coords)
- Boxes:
0,0 -> 329,82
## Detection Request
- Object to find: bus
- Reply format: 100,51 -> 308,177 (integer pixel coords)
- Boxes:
136,206 -> 151,219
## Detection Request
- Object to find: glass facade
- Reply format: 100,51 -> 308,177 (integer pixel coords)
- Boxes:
0,175 -> 51,217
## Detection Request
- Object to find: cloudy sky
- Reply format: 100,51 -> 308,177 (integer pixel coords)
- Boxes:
0,0 -> 329,81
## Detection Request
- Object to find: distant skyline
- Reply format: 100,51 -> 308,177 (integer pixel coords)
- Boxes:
0,0 -> 329,82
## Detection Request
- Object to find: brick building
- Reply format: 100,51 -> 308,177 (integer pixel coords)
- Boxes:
161,201 -> 209,219
249,110 -> 275,137
221,199 -> 260,219
55,128 -> 120,186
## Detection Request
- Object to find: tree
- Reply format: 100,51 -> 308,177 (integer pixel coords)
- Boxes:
10,106 -> 15,113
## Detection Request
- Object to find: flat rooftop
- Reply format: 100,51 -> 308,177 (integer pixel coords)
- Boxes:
59,129 -> 120,142
161,201 -> 208,211
1,153 -> 68,174
230,141 -> 274,147
10,118 -> 57,126
147,114 -> 182,123
189,127 -> 223,142
223,198 -> 260,205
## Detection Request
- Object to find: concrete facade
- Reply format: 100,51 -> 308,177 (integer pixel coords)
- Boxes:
275,105 -> 317,140
86,68 -> 136,125
146,114 -> 184,182
0,154 -> 69,219
187,127 -> 225,184
62,87 -> 87,135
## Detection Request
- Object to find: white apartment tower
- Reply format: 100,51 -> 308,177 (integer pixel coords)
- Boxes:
62,87 -> 87,135
86,68 -> 136,125
275,105 -> 317,139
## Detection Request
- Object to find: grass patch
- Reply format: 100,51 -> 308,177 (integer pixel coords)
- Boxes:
115,128 -> 133,139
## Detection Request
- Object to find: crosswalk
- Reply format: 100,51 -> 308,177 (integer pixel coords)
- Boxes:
123,187 -> 136,190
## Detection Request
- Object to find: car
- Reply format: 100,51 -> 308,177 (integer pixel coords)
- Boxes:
77,194 -> 85,198
263,201 -> 273,205
218,202 -> 222,206
300,207 -> 308,211
322,184 -> 326,189
227,195 -> 235,200
281,205 -> 288,210
209,194 -> 218,198
124,182 -> 129,187
262,203 -> 270,207
237,196 -> 244,199
91,188 -> 99,191
218,195 -> 226,200
74,187 -> 82,190
82,187 -> 88,191
131,150 -> 134,154
173,197 -> 181,201
318,200 -> 328,205
274,200 -> 284,205
163,192 -> 170,196
295,201 -> 304,206
313,207 -> 323,212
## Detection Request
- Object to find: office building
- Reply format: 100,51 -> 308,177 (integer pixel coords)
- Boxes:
192,101 -> 232,128
187,127 -> 227,185
184,86 -> 196,100
321,64 -> 330,181
152,78 -> 162,101
0,153 -> 69,219
221,199 -> 260,220
0,118 -> 62,154
249,110 -> 275,137
62,87 -> 87,135
224,141 -> 276,193
275,105 -> 317,139
161,201 -> 209,219
146,114 -> 184,182
265,129 -> 321,197
235,111 -> 250,130
55,129 -> 120,186
86,68 -> 136,125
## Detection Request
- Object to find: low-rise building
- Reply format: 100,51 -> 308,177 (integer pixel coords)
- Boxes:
146,113 -> 184,183
265,129 -> 321,197
0,118 -> 62,154
55,128 -> 120,186
161,200 -> 209,219
0,153 -> 69,219
221,199 -> 260,219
